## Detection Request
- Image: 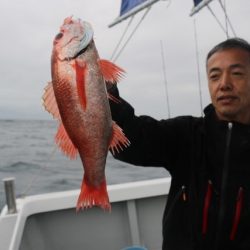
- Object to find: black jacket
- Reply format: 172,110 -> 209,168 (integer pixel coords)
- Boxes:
109,87 -> 250,250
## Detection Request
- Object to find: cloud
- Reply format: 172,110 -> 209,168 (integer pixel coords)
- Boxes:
0,0 -> 249,120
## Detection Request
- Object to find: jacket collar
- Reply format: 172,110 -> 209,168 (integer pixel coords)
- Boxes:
203,103 -> 250,130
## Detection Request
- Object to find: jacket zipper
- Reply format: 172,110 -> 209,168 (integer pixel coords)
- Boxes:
214,122 -> 233,250
182,185 -> 187,201
230,187 -> 244,240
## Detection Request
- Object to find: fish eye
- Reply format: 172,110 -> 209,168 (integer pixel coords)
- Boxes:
55,32 -> 63,40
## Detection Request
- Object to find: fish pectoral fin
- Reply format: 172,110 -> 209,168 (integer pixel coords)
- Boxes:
98,59 -> 125,83
75,60 -> 87,110
42,81 -> 61,120
109,121 -> 130,155
55,123 -> 78,159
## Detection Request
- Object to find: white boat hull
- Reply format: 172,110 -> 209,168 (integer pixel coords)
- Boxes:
0,178 -> 171,250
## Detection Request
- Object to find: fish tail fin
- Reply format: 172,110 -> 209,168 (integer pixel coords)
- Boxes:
76,175 -> 111,212
109,121 -> 130,155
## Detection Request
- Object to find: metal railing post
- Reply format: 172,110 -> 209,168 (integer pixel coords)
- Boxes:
3,177 -> 17,214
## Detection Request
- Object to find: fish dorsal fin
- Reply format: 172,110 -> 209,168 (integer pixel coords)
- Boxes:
55,123 -> 78,159
42,82 -> 61,120
75,60 -> 87,110
109,122 -> 130,155
98,59 -> 125,83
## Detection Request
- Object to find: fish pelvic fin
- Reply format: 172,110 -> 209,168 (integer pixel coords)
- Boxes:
109,121 -> 130,155
98,59 -> 125,83
42,81 -> 61,120
76,176 -> 111,212
75,60 -> 87,110
55,123 -> 78,160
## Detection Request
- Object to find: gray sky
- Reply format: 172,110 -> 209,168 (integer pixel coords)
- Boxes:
0,0 -> 249,120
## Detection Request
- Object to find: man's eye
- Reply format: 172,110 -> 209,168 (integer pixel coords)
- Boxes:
209,74 -> 219,81
232,71 -> 243,76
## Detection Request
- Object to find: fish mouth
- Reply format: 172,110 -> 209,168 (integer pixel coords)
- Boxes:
60,20 -> 94,61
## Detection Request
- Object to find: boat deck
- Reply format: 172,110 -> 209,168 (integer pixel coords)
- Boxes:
0,178 -> 171,250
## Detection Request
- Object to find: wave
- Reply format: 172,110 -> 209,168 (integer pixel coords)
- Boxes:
0,144 -> 13,149
0,161 -> 41,172
0,119 -> 15,123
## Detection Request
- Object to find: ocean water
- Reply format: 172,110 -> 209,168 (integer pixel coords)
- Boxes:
0,120 -> 169,210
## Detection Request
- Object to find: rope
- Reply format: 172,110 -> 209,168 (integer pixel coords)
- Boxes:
19,145 -> 58,197
112,7 -> 152,62
223,0 -> 229,38
110,16 -> 135,61
193,18 -> 203,116
111,0 -> 171,62
218,0 -> 237,37
206,4 -> 228,35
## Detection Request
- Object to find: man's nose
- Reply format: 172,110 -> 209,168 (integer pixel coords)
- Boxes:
219,73 -> 233,91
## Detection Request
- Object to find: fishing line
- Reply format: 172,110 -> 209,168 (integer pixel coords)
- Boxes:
19,144 -> 58,198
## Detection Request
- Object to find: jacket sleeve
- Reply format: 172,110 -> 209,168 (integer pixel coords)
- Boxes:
108,85 -> 192,173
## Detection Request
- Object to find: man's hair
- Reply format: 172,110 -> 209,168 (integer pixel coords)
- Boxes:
206,38 -> 250,63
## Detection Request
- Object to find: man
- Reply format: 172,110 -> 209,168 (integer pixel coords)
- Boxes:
108,38 -> 250,250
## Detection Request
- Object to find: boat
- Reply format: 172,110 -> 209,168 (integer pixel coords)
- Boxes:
0,0 -> 238,249
0,177 -> 170,250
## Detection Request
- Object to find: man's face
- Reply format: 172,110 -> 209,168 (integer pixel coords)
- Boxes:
207,48 -> 250,124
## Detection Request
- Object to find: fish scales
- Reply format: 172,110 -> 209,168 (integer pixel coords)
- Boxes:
43,16 -> 129,211
53,46 -> 111,183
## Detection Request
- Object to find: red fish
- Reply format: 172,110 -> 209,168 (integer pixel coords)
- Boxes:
42,16 -> 130,211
